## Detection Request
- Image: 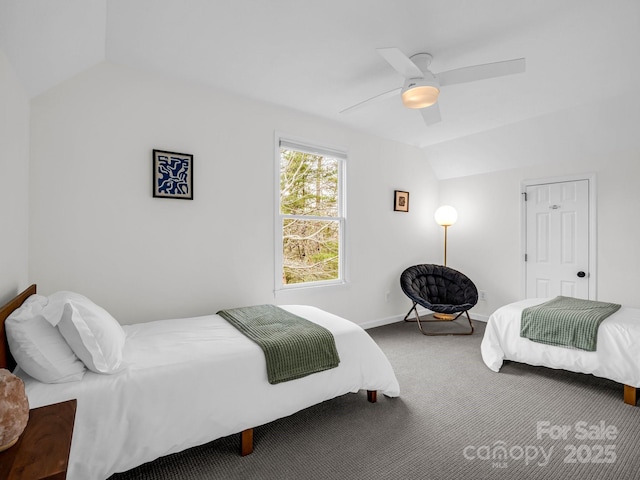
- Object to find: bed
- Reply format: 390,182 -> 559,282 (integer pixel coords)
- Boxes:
481,297 -> 639,406
0,285 -> 400,480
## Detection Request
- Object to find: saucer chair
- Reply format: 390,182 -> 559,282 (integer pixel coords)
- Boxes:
400,264 -> 478,335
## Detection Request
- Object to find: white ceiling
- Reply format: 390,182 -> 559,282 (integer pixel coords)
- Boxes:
1,1 -> 639,160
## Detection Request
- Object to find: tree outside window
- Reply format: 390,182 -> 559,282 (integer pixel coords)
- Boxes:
278,141 -> 345,286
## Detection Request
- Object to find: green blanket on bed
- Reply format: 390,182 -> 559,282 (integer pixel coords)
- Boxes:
217,304 -> 340,384
520,296 -> 621,351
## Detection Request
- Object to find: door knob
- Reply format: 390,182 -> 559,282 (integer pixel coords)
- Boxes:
577,271 -> 586,278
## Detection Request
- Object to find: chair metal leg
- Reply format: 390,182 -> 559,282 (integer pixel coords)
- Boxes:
403,302 -> 420,322
404,304 -> 474,336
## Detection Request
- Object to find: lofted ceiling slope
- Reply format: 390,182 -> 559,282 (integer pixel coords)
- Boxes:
1,0 -> 639,178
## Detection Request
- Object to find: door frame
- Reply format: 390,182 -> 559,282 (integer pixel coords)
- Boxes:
520,173 -> 597,300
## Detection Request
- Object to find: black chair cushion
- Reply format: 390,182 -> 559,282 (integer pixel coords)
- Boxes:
400,264 -> 478,314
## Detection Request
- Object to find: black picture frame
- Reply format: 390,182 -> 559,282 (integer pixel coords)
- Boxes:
394,190 -> 409,212
152,149 -> 193,200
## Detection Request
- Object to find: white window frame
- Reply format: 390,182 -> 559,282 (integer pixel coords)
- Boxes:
274,133 -> 347,291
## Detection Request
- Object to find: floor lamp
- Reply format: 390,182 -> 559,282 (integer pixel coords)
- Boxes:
434,205 -> 458,320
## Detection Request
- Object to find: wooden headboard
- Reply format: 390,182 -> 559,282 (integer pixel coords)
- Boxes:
0,284 -> 36,371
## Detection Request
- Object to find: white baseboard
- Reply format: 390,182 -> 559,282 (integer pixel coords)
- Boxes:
361,308 -> 488,330
471,313 -> 489,323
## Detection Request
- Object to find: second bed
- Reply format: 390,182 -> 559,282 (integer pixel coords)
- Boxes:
481,297 -> 639,406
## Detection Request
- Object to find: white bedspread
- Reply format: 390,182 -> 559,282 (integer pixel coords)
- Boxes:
17,305 -> 400,480
481,298 -> 640,388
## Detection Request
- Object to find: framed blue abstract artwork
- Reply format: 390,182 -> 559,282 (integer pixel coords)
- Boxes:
152,149 -> 193,200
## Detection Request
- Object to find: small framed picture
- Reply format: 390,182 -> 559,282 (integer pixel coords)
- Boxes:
153,150 -> 193,200
394,190 -> 409,212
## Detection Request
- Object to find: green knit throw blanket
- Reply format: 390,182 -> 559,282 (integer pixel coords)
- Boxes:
217,304 -> 340,384
520,296 -> 621,351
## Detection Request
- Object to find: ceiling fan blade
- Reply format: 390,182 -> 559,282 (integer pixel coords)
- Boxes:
436,58 -> 525,87
339,87 -> 401,114
421,104 -> 441,126
377,47 -> 424,79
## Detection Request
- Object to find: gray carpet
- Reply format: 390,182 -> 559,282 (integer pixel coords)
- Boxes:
110,319 -> 640,480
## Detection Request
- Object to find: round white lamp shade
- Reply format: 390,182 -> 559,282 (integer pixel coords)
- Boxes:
434,205 -> 458,226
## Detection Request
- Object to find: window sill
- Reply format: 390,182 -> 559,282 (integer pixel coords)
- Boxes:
274,279 -> 348,295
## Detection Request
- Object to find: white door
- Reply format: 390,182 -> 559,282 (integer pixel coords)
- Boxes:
525,179 -> 591,299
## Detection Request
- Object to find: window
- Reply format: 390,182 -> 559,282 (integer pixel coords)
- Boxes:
276,137 -> 346,289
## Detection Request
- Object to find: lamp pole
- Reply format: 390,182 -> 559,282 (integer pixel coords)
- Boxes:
443,224 -> 448,267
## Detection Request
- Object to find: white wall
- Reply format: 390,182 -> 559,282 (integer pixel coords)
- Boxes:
22,60 -> 640,326
0,48 -> 30,304
29,62 -> 439,326
430,90 -> 640,316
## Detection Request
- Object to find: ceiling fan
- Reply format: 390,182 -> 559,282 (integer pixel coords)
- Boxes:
340,48 -> 526,126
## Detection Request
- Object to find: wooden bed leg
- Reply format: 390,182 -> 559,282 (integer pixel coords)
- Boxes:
367,390 -> 377,403
623,385 -> 637,406
240,428 -> 253,456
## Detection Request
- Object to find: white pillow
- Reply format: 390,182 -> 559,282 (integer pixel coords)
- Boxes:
5,294 -> 86,383
42,291 -> 97,327
57,300 -> 126,374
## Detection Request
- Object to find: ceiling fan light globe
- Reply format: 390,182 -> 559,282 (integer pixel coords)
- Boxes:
401,74 -> 440,108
